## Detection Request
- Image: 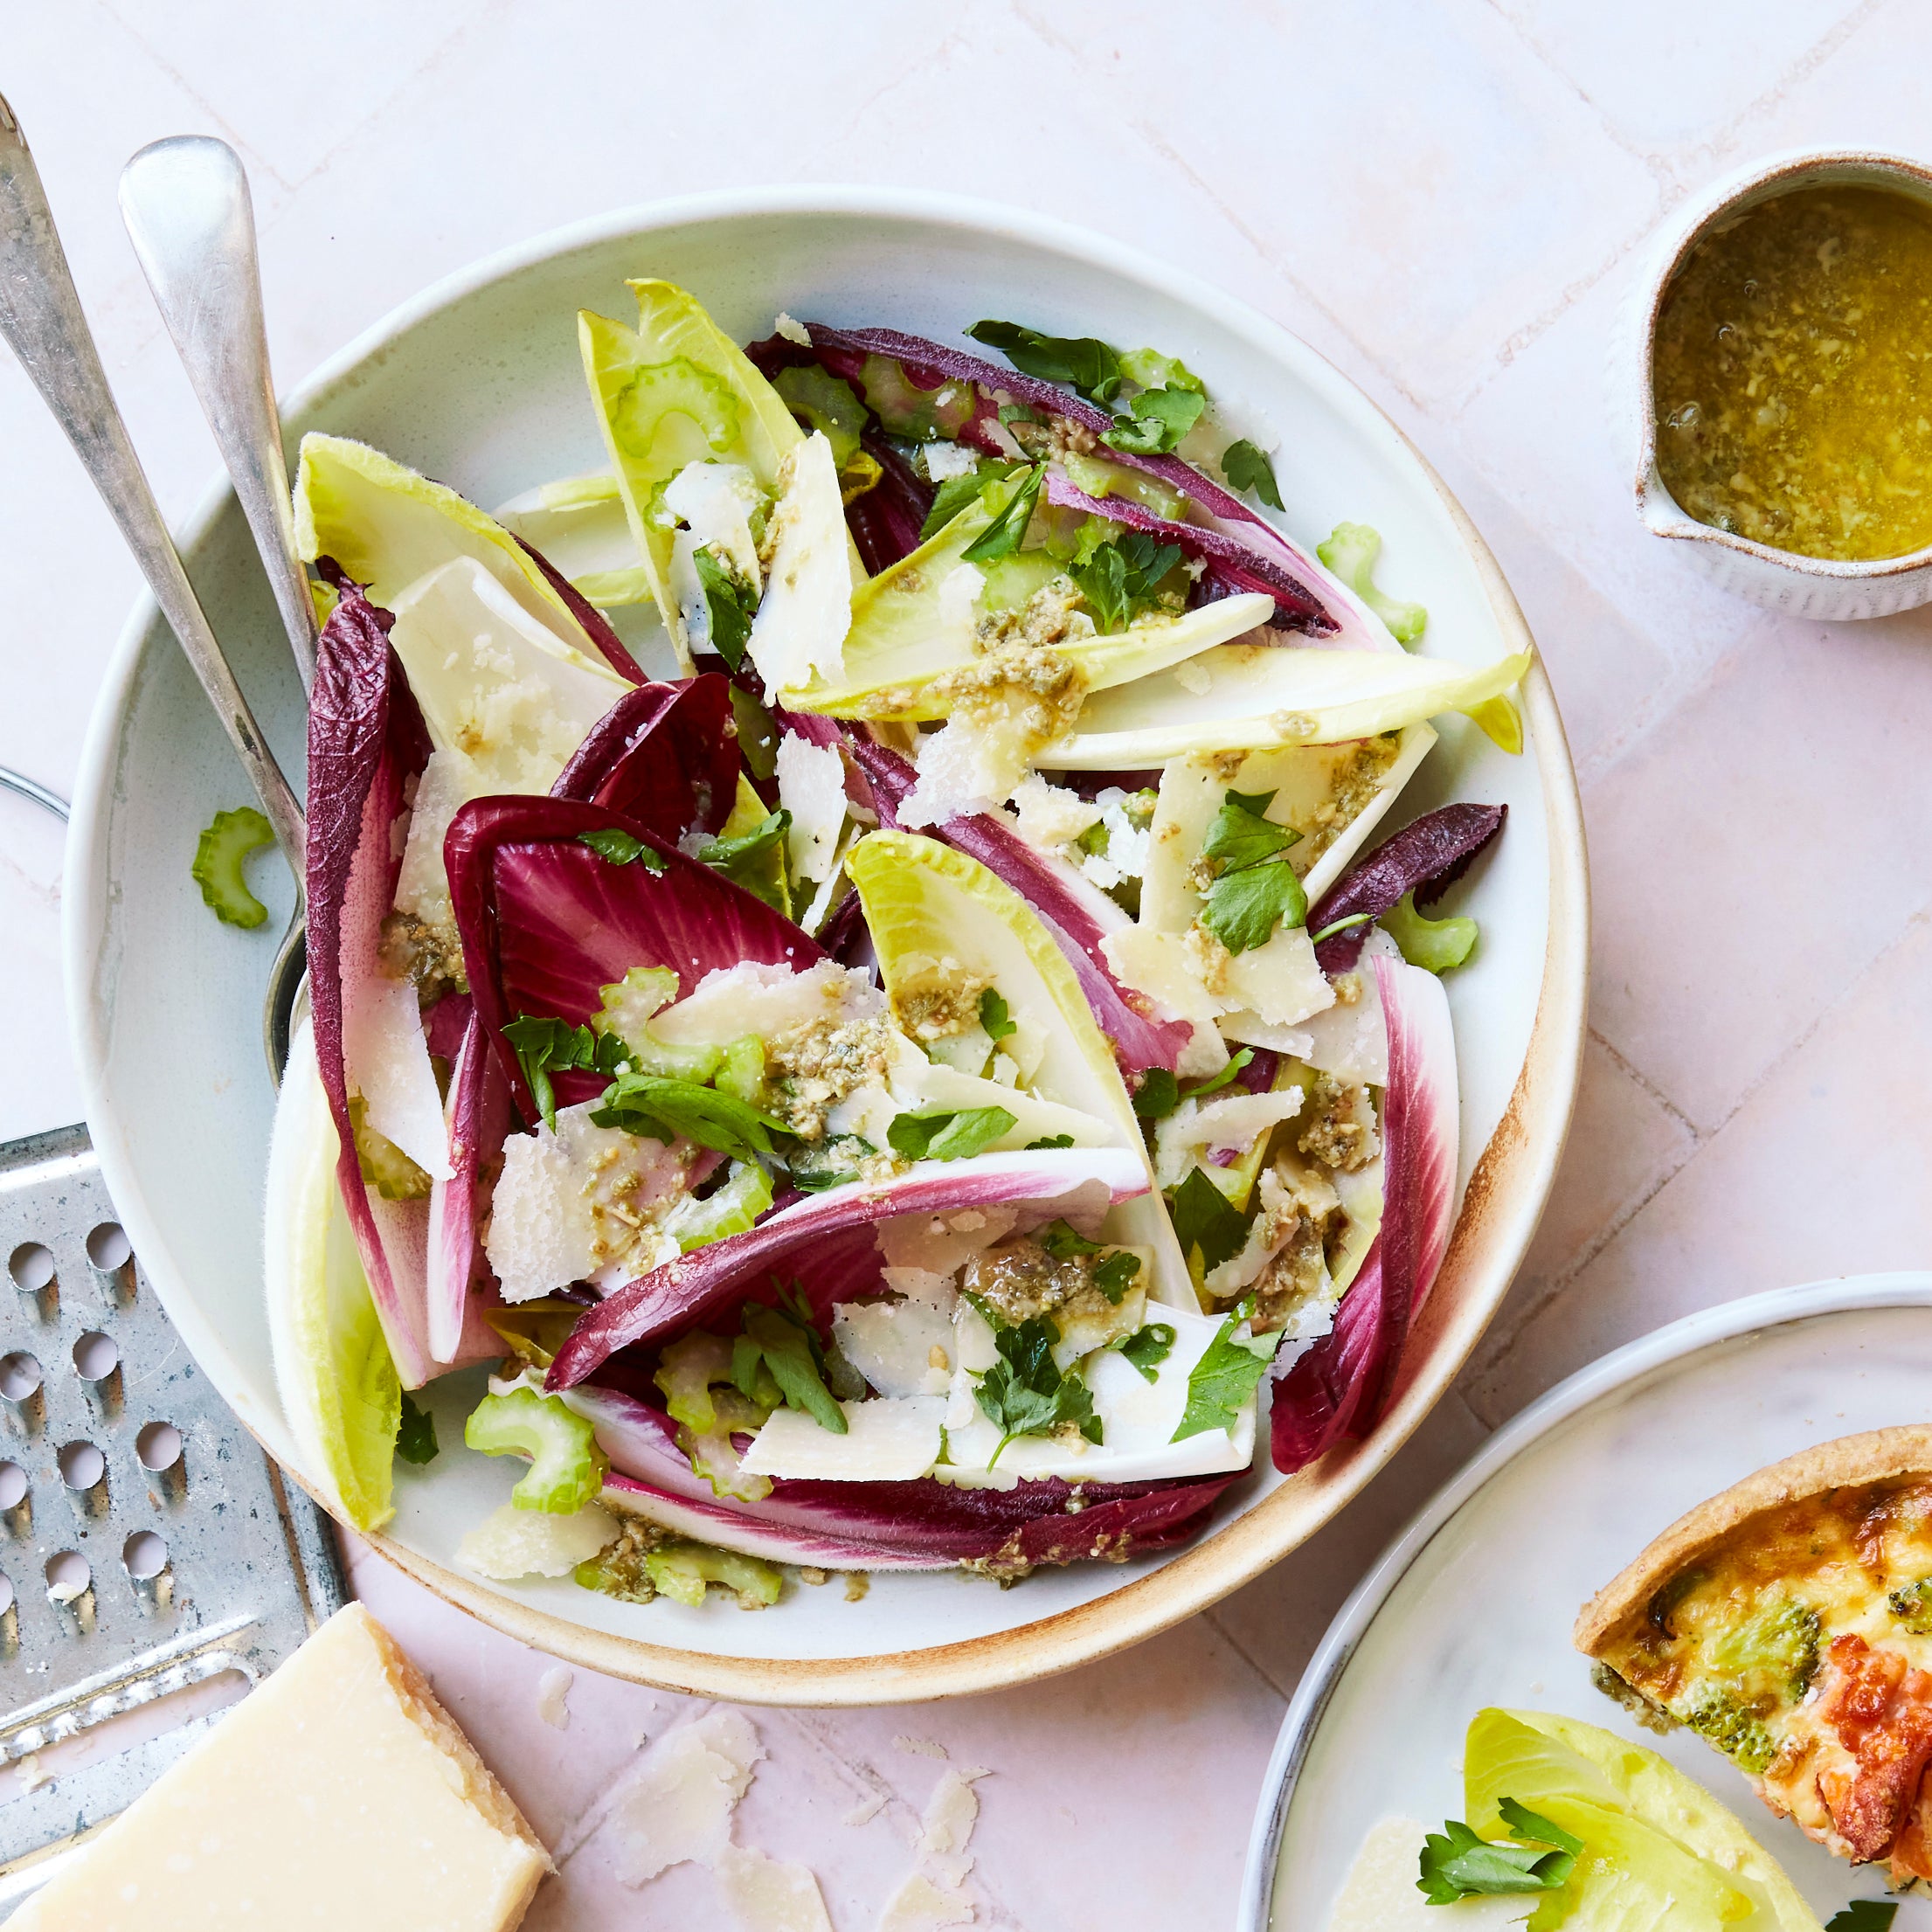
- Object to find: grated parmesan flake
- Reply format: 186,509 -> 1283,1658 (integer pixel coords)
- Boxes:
714,1842 -> 835,1932
603,1707 -> 764,1885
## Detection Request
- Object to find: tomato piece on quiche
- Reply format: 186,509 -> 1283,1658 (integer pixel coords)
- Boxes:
1575,1425 -> 1932,1885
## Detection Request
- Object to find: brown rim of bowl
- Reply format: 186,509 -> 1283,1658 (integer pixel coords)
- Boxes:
1634,147 -> 1932,581
357,429 -> 1589,1708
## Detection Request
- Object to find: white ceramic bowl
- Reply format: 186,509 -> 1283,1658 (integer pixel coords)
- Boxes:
1627,148 -> 1932,620
66,189 -> 1588,1702
1240,1273 -> 1932,1930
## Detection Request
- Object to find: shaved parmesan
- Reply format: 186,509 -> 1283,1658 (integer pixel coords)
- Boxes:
875,1208 -> 1018,1277
663,460 -> 764,591
918,1769 -> 988,1857
834,1299 -> 957,1397
604,1709 -> 763,1886
715,1844 -> 834,1932
394,745 -> 488,945
456,1500 -> 618,1579
1153,1088 -> 1305,1188
774,313 -> 812,347
1008,774 -> 1102,853
878,1873 -> 973,1932
386,556 -> 627,793
343,973 -> 453,1181
747,433 -> 852,691
654,960 -> 881,1047
1300,933 -> 1393,1085
920,440 -> 979,483
484,1104 -> 688,1300
777,732 -> 849,884
536,1665 -> 572,1730
739,1396 -> 946,1481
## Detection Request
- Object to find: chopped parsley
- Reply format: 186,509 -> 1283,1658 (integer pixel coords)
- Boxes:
886,1104 -> 1016,1162
1220,439 -> 1284,510
966,320 -> 1125,405
1168,1167 -> 1250,1276
1825,1904 -> 1900,1932
978,987 -> 1016,1042
1171,1313 -> 1277,1443
1070,530 -> 1184,633
1132,1070 -> 1180,1120
922,460 -> 1017,542
1101,383 -> 1206,455
590,1071 -> 784,1160
1416,1800 -> 1581,1904
1111,1322 -> 1177,1381
1198,788 -> 1306,955
959,462 -> 1047,564
733,1291 -> 846,1434
972,1313 -> 1100,1466
577,827 -> 665,871
396,1390 -> 440,1465
1024,1133 -> 1075,1150
1090,1250 -> 1141,1304
691,547 -> 757,670
1037,1220 -> 1102,1260
502,1014 -> 631,1131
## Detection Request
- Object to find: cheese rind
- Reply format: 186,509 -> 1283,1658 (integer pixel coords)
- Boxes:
10,1603 -> 549,1932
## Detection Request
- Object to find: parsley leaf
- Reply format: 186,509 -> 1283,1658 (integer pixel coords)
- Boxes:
1172,1314 -> 1278,1442
1091,1250 -> 1141,1304
1024,1133 -> 1075,1150
1182,1049 -> 1254,1101
735,1298 -> 846,1434
591,1071 -> 784,1160
922,460 -> 1015,542
1037,1219 -> 1102,1260
1168,1167 -> 1250,1275
396,1390 -> 440,1465
1309,911 -> 1376,945
727,684 -> 779,780
695,808 -> 791,873
1102,384 -> 1207,455
1119,346 -> 1204,394
1132,1069 -> 1181,1120
1220,438 -> 1284,510
1196,789 -> 1307,954
1825,1904 -> 1901,1932
1070,531 -> 1185,633
691,547 -> 757,671
972,1313 -> 1101,1465
966,320 -> 1125,405
502,1014 -> 630,1131
978,987 -> 1016,1042
1201,789 -> 1301,871
578,827 -> 665,871
1111,1322 -> 1176,1382
1201,862 -> 1308,954
960,462 -> 1047,565
1416,1802 -> 1581,1904
887,1105 -> 1016,1162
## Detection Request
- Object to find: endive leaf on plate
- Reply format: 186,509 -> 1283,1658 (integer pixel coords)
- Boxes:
1036,642 -> 1534,768
846,829 -> 1195,1309
1464,1709 -> 1821,1932
780,470 -> 1273,719
293,433 -> 632,674
578,278 -> 807,670
264,1014 -> 401,1532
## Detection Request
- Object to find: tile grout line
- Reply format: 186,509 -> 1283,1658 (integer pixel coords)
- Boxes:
1587,1027 -> 1701,1142
1200,1603 -> 1298,1704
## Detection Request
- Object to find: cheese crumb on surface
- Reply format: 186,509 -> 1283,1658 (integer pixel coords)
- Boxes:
917,1770 -> 987,1858
844,1790 -> 889,1827
894,1735 -> 950,1761
13,1754 -> 46,1793
604,1708 -> 764,1887
877,1873 -> 975,1931
535,1665 -> 572,1731
713,1843 -> 835,1932
773,312 -> 812,346
1008,773 -> 1103,854
920,440 -> 979,483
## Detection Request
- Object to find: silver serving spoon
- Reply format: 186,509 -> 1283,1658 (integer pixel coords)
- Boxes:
118,135 -> 321,1080
0,96 -> 308,1081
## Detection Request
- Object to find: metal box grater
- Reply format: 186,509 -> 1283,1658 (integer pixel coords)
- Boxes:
0,1123 -> 345,1916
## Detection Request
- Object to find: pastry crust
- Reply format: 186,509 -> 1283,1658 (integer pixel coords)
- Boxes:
1575,1426 -> 1932,1659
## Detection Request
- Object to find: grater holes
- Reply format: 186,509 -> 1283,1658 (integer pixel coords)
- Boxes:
0,1353 -> 43,1401
58,1441 -> 104,1491
8,1243 -> 53,1292
83,1223 -> 129,1271
136,1423 -> 181,1472
45,1550 -> 88,1601
72,1333 -> 117,1381
0,1572 -> 12,1614
122,1532 -> 166,1581
0,1462 -> 24,1510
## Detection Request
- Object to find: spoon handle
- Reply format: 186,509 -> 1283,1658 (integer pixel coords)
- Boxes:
120,135 -> 319,695
0,95 -> 307,871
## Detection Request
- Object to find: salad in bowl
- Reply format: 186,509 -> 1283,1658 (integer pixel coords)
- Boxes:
257,279 -> 1528,1616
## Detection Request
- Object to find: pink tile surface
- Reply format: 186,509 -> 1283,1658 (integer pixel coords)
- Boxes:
5,4 -> 1932,1924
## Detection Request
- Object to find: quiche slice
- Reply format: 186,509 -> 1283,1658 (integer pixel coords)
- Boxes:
1576,1425 -> 1932,1885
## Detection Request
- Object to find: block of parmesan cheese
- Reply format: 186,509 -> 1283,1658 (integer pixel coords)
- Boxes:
10,1602 -> 550,1931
